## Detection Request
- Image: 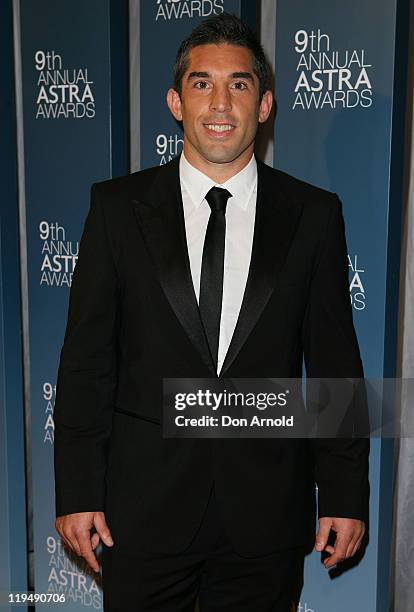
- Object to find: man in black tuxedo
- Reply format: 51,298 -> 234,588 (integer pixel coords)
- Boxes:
54,13 -> 369,611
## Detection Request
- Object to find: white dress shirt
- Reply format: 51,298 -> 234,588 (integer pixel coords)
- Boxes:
179,151 -> 257,375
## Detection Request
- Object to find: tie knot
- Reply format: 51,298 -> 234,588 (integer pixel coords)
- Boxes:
205,186 -> 232,213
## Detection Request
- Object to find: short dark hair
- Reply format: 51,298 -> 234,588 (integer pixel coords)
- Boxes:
173,13 -> 271,98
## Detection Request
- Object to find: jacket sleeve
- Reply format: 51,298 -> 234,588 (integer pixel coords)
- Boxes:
53,183 -> 120,517
302,194 -> 370,523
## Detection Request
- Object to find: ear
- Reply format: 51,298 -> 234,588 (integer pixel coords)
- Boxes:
258,90 -> 273,123
166,88 -> 183,121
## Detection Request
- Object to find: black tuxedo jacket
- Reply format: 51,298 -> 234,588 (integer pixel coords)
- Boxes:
54,154 -> 369,556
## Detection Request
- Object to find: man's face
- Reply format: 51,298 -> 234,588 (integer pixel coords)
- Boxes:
167,43 -> 272,169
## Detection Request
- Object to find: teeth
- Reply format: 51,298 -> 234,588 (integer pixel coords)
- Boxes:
205,124 -> 233,132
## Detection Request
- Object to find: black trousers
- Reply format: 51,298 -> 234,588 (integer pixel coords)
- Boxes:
102,484 -> 305,611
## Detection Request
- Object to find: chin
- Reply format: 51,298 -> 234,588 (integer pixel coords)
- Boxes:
205,154 -> 234,164
202,147 -> 242,165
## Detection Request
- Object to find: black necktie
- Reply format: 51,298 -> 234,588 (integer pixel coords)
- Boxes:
199,186 -> 232,371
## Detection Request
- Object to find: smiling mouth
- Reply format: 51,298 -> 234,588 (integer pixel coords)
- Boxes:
204,123 -> 235,133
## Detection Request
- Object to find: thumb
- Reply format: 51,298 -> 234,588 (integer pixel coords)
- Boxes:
315,517 -> 333,552
93,512 -> 114,547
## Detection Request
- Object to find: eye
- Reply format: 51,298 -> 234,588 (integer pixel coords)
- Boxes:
194,81 -> 211,89
232,81 -> 248,90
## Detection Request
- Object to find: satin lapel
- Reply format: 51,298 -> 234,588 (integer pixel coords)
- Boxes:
220,160 -> 304,376
131,157 -> 216,376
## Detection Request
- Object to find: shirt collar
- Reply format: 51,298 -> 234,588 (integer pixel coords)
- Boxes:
179,150 -> 257,211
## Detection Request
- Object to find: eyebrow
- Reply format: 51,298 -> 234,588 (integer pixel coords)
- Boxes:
187,71 -> 254,81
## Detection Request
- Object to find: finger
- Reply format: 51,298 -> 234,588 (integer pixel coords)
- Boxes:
94,512 -> 114,547
54,519 -> 62,537
345,539 -> 358,559
64,531 -> 82,556
315,518 -> 332,552
60,524 -> 82,554
346,541 -> 359,559
75,531 -> 100,573
345,523 -> 365,558
324,532 -> 352,568
58,522 -> 87,558
347,529 -> 365,558
345,531 -> 362,558
55,521 -> 69,546
59,532 -> 76,554
91,532 -> 100,550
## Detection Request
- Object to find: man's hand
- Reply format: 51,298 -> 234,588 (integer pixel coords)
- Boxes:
55,511 -> 114,573
315,517 -> 365,569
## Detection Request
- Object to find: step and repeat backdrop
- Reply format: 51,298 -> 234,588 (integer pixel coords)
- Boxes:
15,0 -> 127,609
272,1 -> 408,611
3,0 -> 409,610
0,0 -> 28,606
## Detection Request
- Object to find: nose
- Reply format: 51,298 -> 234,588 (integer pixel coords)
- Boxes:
209,84 -> 232,113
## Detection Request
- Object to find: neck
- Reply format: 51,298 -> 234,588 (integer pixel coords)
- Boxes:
183,142 -> 254,183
